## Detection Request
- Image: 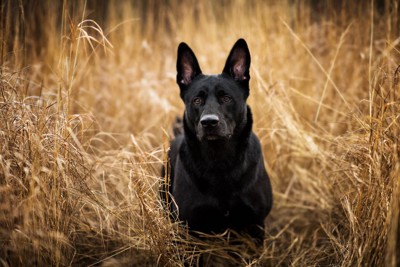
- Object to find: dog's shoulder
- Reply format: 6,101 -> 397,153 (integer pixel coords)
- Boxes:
169,134 -> 183,162
248,132 -> 263,152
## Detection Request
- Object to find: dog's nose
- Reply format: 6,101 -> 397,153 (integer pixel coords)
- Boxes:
200,114 -> 219,127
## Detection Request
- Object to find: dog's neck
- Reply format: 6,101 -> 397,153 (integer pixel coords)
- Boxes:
183,105 -> 253,162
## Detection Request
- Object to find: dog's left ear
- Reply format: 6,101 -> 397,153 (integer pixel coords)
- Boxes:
222,38 -> 251,82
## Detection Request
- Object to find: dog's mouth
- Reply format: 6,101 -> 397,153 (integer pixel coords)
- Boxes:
198,132 -> 232,141
204,134 -> 220,141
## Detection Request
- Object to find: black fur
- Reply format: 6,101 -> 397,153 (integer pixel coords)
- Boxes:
162,39 -> 272,243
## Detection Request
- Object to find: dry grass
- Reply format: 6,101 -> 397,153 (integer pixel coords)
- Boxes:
1,0 -> 400,266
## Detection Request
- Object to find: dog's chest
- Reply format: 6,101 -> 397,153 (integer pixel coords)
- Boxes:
186,193 -> 258,231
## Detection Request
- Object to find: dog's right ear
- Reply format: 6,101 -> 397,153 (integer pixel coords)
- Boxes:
176,42 -> 202,88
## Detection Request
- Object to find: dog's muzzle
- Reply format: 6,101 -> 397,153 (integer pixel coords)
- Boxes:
198,114 -> 227,141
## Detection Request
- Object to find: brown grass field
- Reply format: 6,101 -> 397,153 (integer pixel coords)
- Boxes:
1,0 -> 400,266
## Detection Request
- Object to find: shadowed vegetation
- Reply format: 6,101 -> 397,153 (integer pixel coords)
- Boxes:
0,0 -> 400,266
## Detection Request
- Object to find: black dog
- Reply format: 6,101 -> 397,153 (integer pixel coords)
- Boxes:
162,39 -> 272,243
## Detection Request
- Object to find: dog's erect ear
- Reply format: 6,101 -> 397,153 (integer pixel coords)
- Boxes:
176,42 -> 202,87
222,39 -> 251,82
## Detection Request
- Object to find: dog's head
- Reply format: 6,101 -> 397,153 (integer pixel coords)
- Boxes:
176,39 -> 251,142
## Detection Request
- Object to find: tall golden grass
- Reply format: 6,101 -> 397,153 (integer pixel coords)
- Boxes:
1,0 -> 399,266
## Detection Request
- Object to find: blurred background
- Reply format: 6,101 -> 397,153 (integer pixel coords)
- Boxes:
1,0 -> 399,266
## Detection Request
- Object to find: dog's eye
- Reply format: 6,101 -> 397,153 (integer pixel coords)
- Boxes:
221,95 -> 232,103
192,97 -> 203,106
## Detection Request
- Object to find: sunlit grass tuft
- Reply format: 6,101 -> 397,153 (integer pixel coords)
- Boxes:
1,0 -> 400,266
